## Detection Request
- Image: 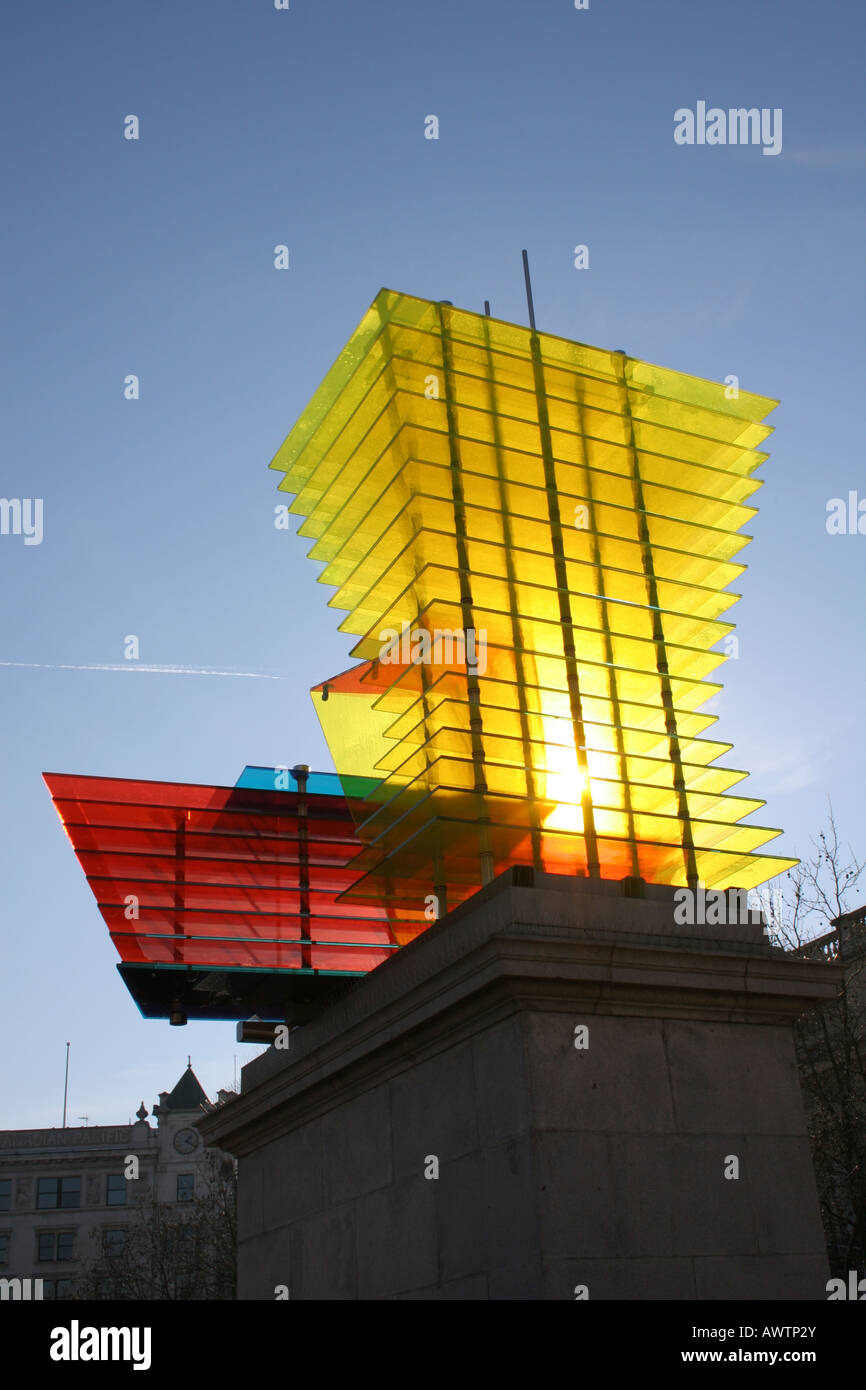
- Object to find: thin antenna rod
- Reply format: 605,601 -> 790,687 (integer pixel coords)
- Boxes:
62,1042 -> 70,1128
521,250 -> 536,331
483,300 -> 491,317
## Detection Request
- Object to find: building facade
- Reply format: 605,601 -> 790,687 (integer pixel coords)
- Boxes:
0,1065 -> 234,1299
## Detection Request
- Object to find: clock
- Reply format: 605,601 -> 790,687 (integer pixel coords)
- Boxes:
173,1127 -> 200,1154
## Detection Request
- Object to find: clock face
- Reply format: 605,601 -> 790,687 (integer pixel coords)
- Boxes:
173,1127 -> 199,1154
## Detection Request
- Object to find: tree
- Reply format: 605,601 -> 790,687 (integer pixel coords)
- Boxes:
753,801 -> 865,950
78,1151 -> 236,1300
755,804 -> 866,1278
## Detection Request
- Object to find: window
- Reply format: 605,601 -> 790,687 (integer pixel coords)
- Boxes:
103,1229 -> 126,1257
37,1177 -> 81,1210
43,1278 -> 74,1300
175,1225 -> 194,1255
37,1231 -> 75,1262
176,1173 -> 194,1203
0,1234 -> 9,1265
106,1175 -> 126,1207
0,1180 -> 11,1212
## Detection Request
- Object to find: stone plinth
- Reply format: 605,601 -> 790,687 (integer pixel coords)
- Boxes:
199,870 -> 839,1300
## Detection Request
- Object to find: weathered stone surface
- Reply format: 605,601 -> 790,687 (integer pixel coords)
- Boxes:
199,869 -> 839,1301
692,1254 -> 830,1301
397,1273 -> 490,1300
390,1040 -> 478,1180
259,1120 -> 323,1227
534,1133 -> 618,1258
236,1227 -> 292,1301
524,1012 -> 676,1132
742,1135 -> 833,1255
292,1206 -> 356,1300
236,1155 -> 264,1240
480,1136 -> 539,1274
321,1085 -> 391,1205
472,1016 -> 532,1143
664,1021 -> 808,1135
435,1152 -> 486,1282
551,1256 -> 697,1301
355,1179 -> 438,1299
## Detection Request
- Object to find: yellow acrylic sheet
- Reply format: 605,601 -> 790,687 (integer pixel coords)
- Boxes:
272,289 -> 796,900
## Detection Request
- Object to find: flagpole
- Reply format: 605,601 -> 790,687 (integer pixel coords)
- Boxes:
62,1042 -> 70,1128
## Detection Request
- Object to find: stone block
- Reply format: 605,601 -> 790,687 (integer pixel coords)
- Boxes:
390,1040 -> 478,1180
198,870 -> 837,1301
397,1273 -> 489,1300
549,1256 -> 697,1300
259,1120 -> 323,1227
321,1085 -> 391,1205
355,1177 -> 438,1299
692,1254 -> 829,1301
525,1012 -> 676,1133
665,1021 -> 807,1134
743,1135 -> 830,1255
534,1132 -> 619,1259
481,1136 -> 539,1273
435,1152 -> 487,1282
236,1154 -> 263,1239
472,1015 -> 532,1144
236,1227 -> 292,1301
292,1205 -> 356,1300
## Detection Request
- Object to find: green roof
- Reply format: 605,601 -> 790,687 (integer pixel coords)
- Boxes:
163,1064 -> 209,1112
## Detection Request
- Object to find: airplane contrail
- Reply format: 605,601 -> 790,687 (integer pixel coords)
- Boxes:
0,661 -> 286,679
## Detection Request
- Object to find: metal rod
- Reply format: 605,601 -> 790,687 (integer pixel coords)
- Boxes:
293,764 -> 312,969
480,311 -> 544,873
528,333 -> 601,878
62,1041 -> 70,1128
173,815 -> 186,963
613,352 -> 699,888
437,301 -> 495,886
483,300 -> 491,317
570,385 -> 640,878
521,250 -> 536,331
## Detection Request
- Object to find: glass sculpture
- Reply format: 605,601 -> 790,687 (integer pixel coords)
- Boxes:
43,767 -> 420,1021
270,288 -> 795,918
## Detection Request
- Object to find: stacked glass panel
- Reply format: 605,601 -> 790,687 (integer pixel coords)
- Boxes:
43,768 -> 420,1019
270,289 -> 796,914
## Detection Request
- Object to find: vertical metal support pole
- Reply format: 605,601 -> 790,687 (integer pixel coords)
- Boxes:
571,388 -> 640,878
480,311 -> 544,872
437,301 -> 495,887
173,815 -> 186,963
293,764 -> 312,969
523,253 -> 600,877
614,352 -> 699,888
522,250 -> 536,330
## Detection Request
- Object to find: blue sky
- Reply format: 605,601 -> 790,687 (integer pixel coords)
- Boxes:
2,0 -> 864,1126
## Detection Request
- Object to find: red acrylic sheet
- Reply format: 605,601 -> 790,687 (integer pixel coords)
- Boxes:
43,772 -> 424,974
